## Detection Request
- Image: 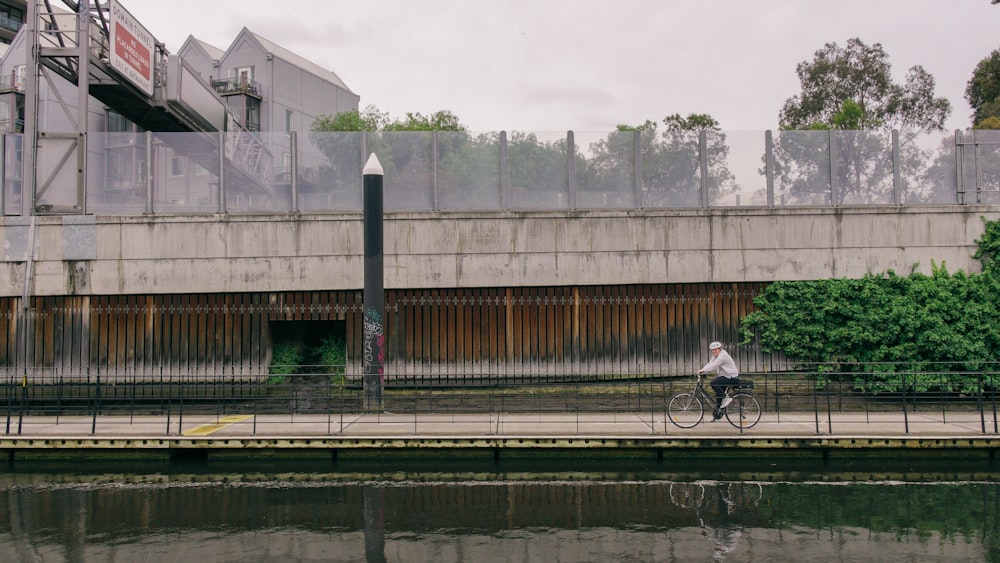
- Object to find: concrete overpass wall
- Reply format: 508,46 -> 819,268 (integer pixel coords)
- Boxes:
1,206 -> 998,298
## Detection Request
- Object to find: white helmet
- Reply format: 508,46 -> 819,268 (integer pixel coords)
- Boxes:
709,341 -> 723,350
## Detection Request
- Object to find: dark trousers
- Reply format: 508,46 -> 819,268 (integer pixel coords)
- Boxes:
710,376 -> 739,409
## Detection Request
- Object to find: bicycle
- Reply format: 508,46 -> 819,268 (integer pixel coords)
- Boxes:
667,374 -> 761,429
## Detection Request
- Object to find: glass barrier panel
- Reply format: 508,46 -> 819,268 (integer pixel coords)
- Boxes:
2,134 -> 22,215
224,131 -> 287,213
707,130 -> 767,207
575,130 -> 636,210
149,132 -> 221,214
371,131 -> 434,212
772,130 -> 832,206
833,130 -> 894,205
900,130 -> 957,205
640,128 -> 701,208
301,131 -> 362,212
970,129 -> 1000,205
33,137 -> 79,213
508,131 -> 569,210
87,132 -> 147,215
437,131 -> 501,211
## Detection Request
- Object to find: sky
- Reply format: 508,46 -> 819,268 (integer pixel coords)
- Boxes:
119,0 -> 1000,134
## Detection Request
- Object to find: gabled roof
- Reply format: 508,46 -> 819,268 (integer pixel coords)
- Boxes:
228,27 -> 355,94
179,35 -> 225,62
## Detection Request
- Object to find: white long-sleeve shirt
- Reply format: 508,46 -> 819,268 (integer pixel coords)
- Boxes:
700,350 -> 739,378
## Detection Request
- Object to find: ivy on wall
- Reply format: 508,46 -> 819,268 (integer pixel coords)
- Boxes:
740,216 -> 1000,392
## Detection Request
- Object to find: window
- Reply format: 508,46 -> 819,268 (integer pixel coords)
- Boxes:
170,156 -> 183,177
107,111 -> 131,133
234,66 -> 253,84
285,109 -> 293,132
0,5 -> 23,32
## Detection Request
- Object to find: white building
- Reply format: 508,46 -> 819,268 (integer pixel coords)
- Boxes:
0,8 -> 359,215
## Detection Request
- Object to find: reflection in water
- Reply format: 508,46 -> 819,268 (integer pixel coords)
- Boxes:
0,460 -> 997,562
670,482 -> 759,561
364,485 -> 386,563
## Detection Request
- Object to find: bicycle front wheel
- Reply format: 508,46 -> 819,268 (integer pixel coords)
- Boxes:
725,393 -> 761,429
667,392 -> 704,428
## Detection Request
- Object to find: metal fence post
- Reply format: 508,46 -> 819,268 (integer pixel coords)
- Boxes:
973,128 -> 982,204
979,372 -> 987,434
165,373 -> 172,435
955,129 -> 965,205
902,372 -> 910,434
91,370 -> 100,435
813,377 -> 820,434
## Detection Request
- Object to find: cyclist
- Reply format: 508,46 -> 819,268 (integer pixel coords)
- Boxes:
697,341 -> 740,420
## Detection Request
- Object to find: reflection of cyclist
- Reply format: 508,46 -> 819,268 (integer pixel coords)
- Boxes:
703,521 -> 742,561
698,484 -> 749,561
697,341 -> 740,420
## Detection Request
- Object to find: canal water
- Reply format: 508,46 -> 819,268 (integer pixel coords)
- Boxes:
0,456 -> 998,562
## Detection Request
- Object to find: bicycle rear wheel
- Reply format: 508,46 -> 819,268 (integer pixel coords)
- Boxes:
667,392 -> 704,428
725,393 -> 761,429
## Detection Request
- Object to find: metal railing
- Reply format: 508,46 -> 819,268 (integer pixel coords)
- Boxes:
3,368 -> 998,436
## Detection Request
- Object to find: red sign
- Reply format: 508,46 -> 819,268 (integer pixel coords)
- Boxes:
109,0 -> 155,96
113,23 -> 150,81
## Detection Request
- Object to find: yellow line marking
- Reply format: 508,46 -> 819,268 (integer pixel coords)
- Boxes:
182,415 -> 252,436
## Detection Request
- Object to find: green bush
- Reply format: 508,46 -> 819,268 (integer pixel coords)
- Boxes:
740,217 -> 1000,393
318,334 -> 348,385
269,340 -> 304,382
268,334 -> 348,385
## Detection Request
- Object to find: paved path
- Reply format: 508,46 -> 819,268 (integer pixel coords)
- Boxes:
1,411 -> 997,443
2,409 -> 999,468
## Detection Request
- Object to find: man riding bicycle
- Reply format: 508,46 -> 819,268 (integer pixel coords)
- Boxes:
697,341 -> 740,420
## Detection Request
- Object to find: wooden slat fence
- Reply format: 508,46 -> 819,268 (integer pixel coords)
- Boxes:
0,283 -> 787,381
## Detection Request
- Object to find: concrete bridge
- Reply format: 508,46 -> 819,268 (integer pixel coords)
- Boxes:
2,204 -> 998,298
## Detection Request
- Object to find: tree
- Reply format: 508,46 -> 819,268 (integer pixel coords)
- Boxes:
582,113 -> 738,207
385,110 -> 465,132
966,49 -> 1000,128
311,104 -> 393,131
311,105 -> 465,133
775,38 -> 950,205
779,38 -> 950,136
309,106 -> 471,198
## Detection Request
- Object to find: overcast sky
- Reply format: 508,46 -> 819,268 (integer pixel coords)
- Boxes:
121,0 -> 999,133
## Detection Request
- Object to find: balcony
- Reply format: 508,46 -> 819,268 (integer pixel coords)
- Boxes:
0,73 -> 22,94
211,77 -> 262,99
